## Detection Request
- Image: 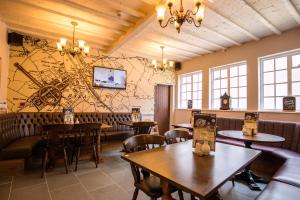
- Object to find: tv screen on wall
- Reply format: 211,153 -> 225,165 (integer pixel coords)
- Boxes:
93,66 -> 127,89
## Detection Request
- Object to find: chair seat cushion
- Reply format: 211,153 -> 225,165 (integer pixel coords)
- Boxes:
273,148 -> 300,159
0,136 -> 41,160
272,159 -> 300,187
256,181 -> 300,200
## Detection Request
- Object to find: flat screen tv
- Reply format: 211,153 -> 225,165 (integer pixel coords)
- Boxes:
93,66 -> 127,89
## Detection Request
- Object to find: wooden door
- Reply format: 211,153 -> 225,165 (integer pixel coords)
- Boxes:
154,84 -> 171,135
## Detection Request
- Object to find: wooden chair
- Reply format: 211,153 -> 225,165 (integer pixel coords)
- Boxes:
72,123 -> 101,171
41,124 -> 74,178
164,129 -> 190,144
123,134 -> 184,200
132,121 -> 155,135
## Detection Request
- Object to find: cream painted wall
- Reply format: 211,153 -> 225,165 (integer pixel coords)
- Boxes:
0,20 -> 9,101
175,28 -> 300,123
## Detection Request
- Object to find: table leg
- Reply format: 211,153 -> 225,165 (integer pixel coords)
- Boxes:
160,180 -> 175,200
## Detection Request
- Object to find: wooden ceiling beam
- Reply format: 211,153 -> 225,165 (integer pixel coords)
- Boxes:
241,0 -> 281,34
282,0 -> 300,25
100,0 -> 146,18
14,0 -> 124,35
206,5 -> 260,40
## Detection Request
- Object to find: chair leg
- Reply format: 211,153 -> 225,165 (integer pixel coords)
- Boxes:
41,150 -> 48,178
191,194 -> 196,200
132,188 -> 139,200
231,179 -> 235,187
63,147 -> 69,174
178,190 -> 184,200
93,145 -> 98,168
75,146 -> 80,171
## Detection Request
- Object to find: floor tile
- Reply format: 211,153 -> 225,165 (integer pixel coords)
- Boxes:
89,184 -> 131,200
46,171 -> 78,191
0,183 -> 11,200
77,171 -> 114,191
51,183 -> 92,200
12,172 -> 45,190
108,168 -> 134,191
0,176 -> 12,185
10,184 -> 50,200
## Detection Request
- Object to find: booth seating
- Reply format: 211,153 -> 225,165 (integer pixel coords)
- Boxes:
0,112 -> 133,167
215,117 -> 300,200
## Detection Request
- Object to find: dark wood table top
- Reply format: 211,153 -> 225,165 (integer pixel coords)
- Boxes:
118,121 -> 157,127
172,123 -> 193,131
121,140 -> 261,199
218,130 -> 285,143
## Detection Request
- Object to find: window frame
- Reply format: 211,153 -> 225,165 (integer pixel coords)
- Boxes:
178,71 -> 203,109
210,61 -> 247,110
259,49 -> 300,111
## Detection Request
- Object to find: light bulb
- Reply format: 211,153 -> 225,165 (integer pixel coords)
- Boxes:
163,58 -> 167,64
60,38 -> 67,47
83,46 -> 90,55
56,42 -> 63,51
169,61 -> 174,67
156,5 -> 166,22
152,59 -> 157,65
196,4 -> 205,22
78,40 -> 85,49
175,21 -> 180,29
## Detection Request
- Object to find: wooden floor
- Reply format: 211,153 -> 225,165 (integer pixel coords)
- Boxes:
0,141 -> 266,200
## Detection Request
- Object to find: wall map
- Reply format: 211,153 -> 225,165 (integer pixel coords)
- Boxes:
7,35 -> 175,113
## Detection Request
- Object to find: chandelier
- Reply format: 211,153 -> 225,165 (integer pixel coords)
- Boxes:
156,0 -> 205,33
56,21 -> 90,56
151,46 -> 174,71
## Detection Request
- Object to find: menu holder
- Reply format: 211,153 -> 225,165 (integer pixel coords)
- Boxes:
63,107 -> 74,124
283,96 -> 296,111
131,107 -> 142,122
193,114 -> 217,151
243,112 -> 259,136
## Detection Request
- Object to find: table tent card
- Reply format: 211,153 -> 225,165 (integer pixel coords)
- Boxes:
190,109 -> 201,125
131,107 -> 142,122
63,107 -> 74,124
0,100 -> 7,114
193,114 -> 217,151
243,112 -> 259,136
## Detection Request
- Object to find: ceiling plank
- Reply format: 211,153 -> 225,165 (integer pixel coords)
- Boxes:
206,5 -> 260,40
119,48 -> 182,61
282,0 -> 300,25
100,0 -> 146,18
241,0 -> 281,34
14,0 -> 124,35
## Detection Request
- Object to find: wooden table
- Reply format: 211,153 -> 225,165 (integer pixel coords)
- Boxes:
172,123 -> 193,131
218,130 -> 285,190
118,121 -> 157,127
122,140 -> 261,200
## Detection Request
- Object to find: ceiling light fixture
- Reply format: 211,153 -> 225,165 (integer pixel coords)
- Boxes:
156,0 -> 205,33
56,21 -> 90,56
151,46 -> 174,71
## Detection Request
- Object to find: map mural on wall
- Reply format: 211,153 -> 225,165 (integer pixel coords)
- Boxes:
7,35 -> 175,113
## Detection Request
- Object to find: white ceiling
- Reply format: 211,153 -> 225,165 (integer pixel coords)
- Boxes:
1,0 -> 300,62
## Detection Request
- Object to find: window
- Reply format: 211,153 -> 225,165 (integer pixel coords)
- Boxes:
179,72 -> 202,109
210,62 -> 247,110
260,49 -> 300,110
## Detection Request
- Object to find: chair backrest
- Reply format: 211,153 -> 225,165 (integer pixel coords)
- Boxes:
164,129 -> 190,144
132,122 -> 155,135
42,124 -> 74,144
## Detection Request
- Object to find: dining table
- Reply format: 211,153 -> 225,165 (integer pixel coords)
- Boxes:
172,123 -> 193,131
122,140 -> 261,200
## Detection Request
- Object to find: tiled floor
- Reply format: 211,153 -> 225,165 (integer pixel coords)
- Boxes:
0,141 -> 265,200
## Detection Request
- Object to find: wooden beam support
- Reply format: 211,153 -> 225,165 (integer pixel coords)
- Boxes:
206,5 -> 260,40
282,0 -> 300,25
241,0 -> 281,34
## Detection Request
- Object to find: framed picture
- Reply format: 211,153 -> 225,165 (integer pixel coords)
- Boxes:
283,96 -> 296,111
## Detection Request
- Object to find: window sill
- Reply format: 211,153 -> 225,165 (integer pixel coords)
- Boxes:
175,108 -> 300,114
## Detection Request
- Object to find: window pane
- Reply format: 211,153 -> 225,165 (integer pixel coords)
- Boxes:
193,91 -> 198,99
264,85 -> 274,97
182,77 -> 187,84
198,83 -> 202,91
276,84 -> 288,96
230,88 -> 238,98
193,83 -> 199,91
213,99 -> 219,109
275,70 -> 287,83
297,97 -> 300,111
221,79 -> 228,88
214,80 -> 220,89
193,74 -> 199,82
230,77 -> 238,87
193,100 -> 197,108
198,100 -> 202,108
292,82 -> 300,95
186,76 -> 191,83
264,72 -> 274,84
231,98 -> 238,108
213,89 -> 220,98
182,93 -> 187,100
187,92 -> 191,99
239,76 -> 247,87
264,98 -> 275,109
197,92 -> 201,99
230,67 -> 238,77
239,65 -> 247,76
181,100 -> 187,108
182,85 -> 186,92
221,88 -> 228,95
292,68 -> 300,82
292,55 -> 300,67
239,87 -> 247,98
275,57 -> 287,70
187,84 -> 192,91
239,98 -> 247,109
214,70 -> 220,79
221,69 -> 227,78
263,59 -> 274,72
276,97 -> 283,110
